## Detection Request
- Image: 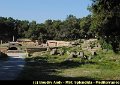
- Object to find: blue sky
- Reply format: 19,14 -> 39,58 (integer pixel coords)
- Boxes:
0,0 -> 92,23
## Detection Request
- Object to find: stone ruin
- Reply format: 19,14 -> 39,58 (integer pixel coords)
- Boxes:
69,51 -> 77,58
82,39 -> 96,49
81,39 -> 101,56
66,50 -> 94,62
68,39 -> 101,56
47,47 -> 51,51
49,39 -> 101,62
65,51 -> 86,62
50,48 -> 65,55
50,48 -> 57,55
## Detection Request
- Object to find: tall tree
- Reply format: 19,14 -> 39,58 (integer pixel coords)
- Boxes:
89,0 -> 120,52
25,21 -> 36,39
80,15 -> 93,38
63,15 -> 80,40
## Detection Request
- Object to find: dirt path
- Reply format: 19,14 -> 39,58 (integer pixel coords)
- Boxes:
0,57 -> 25,80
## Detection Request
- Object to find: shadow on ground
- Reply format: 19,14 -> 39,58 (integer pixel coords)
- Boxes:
16,57 -> 96,80
0,57 -> 25,80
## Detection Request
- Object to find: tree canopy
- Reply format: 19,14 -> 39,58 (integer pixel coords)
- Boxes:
89,0 -> 120,52
0,15 -> 93,42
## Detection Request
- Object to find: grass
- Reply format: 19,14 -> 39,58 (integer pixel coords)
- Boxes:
16,48 -> 120,80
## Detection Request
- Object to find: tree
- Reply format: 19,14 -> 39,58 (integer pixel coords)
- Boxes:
15,20 -> 29,38
52,20 -> 62,40
80,15 -> 93,38
60,15 -> 80,40
89,0 -> 120,53
0,17 -> 16,41
44,19 -> 55,40
25,21 -> 36,39
36,23 -> 47,42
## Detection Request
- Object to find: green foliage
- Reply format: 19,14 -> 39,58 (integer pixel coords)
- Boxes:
89,0 -> 120,53
0,14 -> 94,42
79,15 -> 96,38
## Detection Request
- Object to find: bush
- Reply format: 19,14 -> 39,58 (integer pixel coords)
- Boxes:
98,38 -> 112,50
